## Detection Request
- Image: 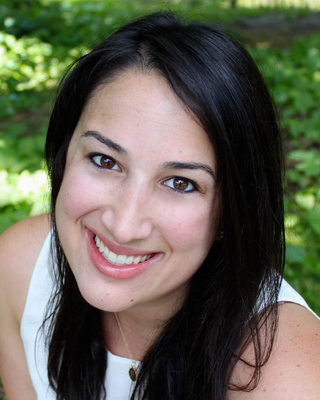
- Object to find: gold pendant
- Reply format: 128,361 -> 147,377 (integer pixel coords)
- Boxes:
129,366 -> 138,381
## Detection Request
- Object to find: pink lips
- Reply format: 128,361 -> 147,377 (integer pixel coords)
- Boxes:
86,229 -> 161,280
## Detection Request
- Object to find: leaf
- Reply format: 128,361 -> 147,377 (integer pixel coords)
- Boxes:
286,245 -> 307,264
306,206 -> 320,236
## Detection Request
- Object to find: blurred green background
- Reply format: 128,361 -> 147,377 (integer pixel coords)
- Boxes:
1,0 -> 320,398
0,0 -> 319,307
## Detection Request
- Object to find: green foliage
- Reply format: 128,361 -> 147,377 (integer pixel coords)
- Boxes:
250,33 -> 320,313
0,0 -> 319,315
0,3 -> 319,398
0,31 -> 83,118
259,34 -> 320,148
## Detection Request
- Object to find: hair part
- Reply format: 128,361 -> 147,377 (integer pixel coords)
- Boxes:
45,11 -> 285,400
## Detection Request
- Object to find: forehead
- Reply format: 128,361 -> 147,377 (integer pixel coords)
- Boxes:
74,70 -> 215,165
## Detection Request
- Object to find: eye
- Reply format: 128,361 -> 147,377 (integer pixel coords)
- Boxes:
89,154 -> 121,170
163,177 -> 198,193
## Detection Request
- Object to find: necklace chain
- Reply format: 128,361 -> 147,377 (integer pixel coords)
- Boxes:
114,312 -> 138,382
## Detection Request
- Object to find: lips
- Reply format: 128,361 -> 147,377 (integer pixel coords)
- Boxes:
86,229 -> 160,280
94,235 -> 154,266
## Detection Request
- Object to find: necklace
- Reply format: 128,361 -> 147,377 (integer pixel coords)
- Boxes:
114,312 -> 138,382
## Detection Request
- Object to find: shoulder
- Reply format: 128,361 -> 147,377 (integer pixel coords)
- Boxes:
0,213 -> 51,321
0,214 -> 50,398
228,302 -> 320,400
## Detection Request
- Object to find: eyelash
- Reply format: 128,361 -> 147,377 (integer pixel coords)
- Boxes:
162,177 -> 199,194
87,153 -> 199,194
88,153 -> 121,171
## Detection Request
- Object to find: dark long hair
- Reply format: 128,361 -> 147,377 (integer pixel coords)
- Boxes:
45,12 -> 285,400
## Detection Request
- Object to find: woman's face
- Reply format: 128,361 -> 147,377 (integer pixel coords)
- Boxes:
55,70 -> 220,317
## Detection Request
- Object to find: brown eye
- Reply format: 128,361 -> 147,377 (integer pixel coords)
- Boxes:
100,156 -> 116,169
91,154 -> 121,170
173,178 -> 189,191
163,177 -> 197,193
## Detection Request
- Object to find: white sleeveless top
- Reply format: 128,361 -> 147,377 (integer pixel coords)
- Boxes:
21,232 -> 318,399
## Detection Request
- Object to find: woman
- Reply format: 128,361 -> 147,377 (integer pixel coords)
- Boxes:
0,11 -> 319,400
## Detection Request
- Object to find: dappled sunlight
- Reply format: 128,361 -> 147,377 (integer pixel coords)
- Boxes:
0,169 -> 49,215
239,0 -> 320,9
0,0 -> 319,314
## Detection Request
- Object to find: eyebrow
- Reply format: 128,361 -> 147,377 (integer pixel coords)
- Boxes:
82,130 -> 214,179
163,161 -> 215,179
82,130 -> 127,155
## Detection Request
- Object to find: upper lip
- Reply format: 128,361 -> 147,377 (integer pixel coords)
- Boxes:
86,227 -> 156,257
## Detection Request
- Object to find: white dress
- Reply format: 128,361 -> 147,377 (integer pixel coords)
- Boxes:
21,232 -> 318,399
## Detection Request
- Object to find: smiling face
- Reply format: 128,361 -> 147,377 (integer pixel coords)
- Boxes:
55,70 -> 220,319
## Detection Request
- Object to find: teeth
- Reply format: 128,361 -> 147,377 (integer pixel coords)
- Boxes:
94,235 -> 153,266
125,256 -> 134,265
116,255 -> 127,264
133,256 -> 142,264
95,236 -> 105,253
108,250 -> 117,263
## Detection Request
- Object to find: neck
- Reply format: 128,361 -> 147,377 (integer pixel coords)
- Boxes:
103,295 -> 185,361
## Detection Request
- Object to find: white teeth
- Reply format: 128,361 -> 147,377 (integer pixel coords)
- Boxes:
94,235 -> 153,266
116,255 -> 127,264
125,256 -> 134,265
108,250 -> 117,263
95,235 -> 105,253
133,256 -> 142,264
95,236 -> 101,246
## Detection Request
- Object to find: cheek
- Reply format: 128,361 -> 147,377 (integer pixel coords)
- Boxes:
161,202 -> 217,255
56,168 -> 103,219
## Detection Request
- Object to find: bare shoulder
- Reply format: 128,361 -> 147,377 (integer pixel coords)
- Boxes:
228,303 -> 320,400
0,213 -> 51,320
0,214 -> 50,399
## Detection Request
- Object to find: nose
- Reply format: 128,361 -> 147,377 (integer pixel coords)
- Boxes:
101,181 -> 153,244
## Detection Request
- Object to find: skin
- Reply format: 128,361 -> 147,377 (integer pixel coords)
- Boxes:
55,70 -> 219,357
0,70 -> 320,399
227,303 -> 320,400
0,214 -> 49,399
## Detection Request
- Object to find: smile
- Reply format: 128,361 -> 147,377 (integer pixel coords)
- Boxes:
94,235 -> 154,266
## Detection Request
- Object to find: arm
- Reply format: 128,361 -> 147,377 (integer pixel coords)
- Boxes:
227,303 -> 320,400
0,214 -> 50,399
